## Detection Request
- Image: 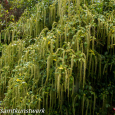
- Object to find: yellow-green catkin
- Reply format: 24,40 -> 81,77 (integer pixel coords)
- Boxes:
36,17 -> 38,37
50,39 -> 53,53
56,33 -> 59,50
99,55 -> 101,78
95,56 -> 97,74
80,61 -> 82,85
12,30 -> 15,42
45,55 -> 51,85
4,32 -> 6,43
44,8 -> 46,27
50,90 -> 52,108
57,73 -> 61,95
0,32 -> 1,43
93,93 -> 96,115
65,24 -> 67,42
82,94 -> 85,115
88,54 -> 92,77
86,99 -> 89,115
83,58 -> 86,89
73,95 -> 78,115
86,31 -> 89,62
65,69 -> 68,92
71,55 -> 74,75
60,84 -> 63,115
76,36 -> 79,52
68,73 -> 70,100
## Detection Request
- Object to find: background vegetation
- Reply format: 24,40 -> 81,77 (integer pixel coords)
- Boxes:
0,0 -> 115,115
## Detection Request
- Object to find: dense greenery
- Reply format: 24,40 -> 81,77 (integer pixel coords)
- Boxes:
0,0 -> 115,115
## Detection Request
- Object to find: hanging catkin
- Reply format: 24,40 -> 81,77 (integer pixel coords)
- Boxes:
86,99 -> 89,115
99,55 -> 101,78
82,94 -> 85,115
57,73 -> 61,95
73,95 -> 78,115
12,30 -> 15,42
67,71 -> 70,99
80,61 -> 82,85
88,54 -> 92,77
83,58 -> 86,89
60,84 -> 63,114
65,24 -> 67,42
95,56 -> 97,74
45,55 -> 51,85
93,93 -> 96,115
0,32 -> 1,43
71,55 -> 74,75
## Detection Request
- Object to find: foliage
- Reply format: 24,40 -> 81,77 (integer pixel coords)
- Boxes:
0,0 -> 115,115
